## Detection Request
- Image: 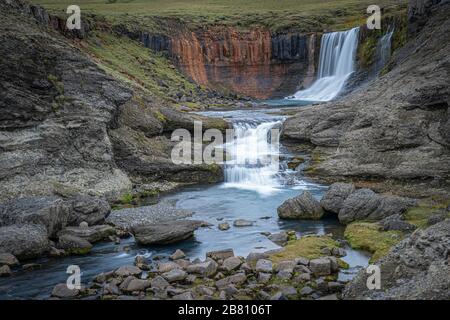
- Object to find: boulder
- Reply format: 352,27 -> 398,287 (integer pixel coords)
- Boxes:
172,291 -> 194,300
186,260 -> 218,277
0,224 -> 49,259
206,249 -> 234,261
339,189 -> 416,224
131,220 -> 203,245
106,202 -> 193,231
162,269 -> 187,282
277,191 -> 324,220
51,283 -> 79,298
158,262 -> 181,273
320,183 -> 355,213
0,253 -> 19,266
120,277 -> 151,292
170,249 -> 186,260
380,214 -> 417,232
222,257 -> 242,272
233,219 -> 253,227
57,234 -> 92,255
215,273 -> 247,288
57,225 -> 115,243
267,232 -> 289,246
255,259 -> 273,273
218,222 -> 230,231
309,258 -> 331,276
150,276 -> 170,289
0,265 -> 12,277
114,265 -> 142,277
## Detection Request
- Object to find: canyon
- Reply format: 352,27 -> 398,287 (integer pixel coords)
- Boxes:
0,0 -> 448,302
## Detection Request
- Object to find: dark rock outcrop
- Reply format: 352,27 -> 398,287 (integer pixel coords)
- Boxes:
344,219 -> 450,300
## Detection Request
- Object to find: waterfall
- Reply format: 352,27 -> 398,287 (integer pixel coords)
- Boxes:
287,27 -> 360,102
223,121 -> 281,195
375,29 -> 394,73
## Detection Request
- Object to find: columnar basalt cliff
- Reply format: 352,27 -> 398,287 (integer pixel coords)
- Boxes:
137,27 -> 318,99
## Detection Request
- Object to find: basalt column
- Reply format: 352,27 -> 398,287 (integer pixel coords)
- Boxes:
169,28 -> 317,99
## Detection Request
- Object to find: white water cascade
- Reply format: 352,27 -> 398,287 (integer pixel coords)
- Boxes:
223,121 -> 282,195
288,27 -> 360,102
375,29 -> 394,73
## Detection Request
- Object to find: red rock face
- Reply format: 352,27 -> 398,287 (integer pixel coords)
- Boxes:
170,27 -> 317,99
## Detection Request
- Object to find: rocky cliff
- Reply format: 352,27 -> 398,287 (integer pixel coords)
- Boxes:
281,0 -> 450,198
0,0 -> 227,202
132,26 -> 318,99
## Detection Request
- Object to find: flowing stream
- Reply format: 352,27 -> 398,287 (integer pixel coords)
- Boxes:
0,107 -> 369,299
287,27 -> 360,102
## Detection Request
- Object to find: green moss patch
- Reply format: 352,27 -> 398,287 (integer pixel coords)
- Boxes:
269,235 -> 339,263
344,222 -> 403,263
404,200 -> 450,228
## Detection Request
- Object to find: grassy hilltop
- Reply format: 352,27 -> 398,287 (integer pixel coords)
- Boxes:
32,0 -> 407,32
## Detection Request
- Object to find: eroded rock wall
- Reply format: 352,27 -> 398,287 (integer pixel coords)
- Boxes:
135,26 -> 318,99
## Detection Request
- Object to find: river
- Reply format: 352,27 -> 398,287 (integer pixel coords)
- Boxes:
0,105 -> 369,299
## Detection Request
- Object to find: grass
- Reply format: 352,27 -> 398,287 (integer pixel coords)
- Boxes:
31,0 -> 407,32
269,235 -> 339,263
404,200 -> 450,228
79,31 -> 204,102
344,222 -> 403,263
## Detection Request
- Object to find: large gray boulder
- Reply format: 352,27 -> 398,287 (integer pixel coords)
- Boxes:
57,234 -> 93,255
339,189 -> 416,224
344,219 -> 450,300
320,183 -> 355,214
277,191 -> 324,220
106,201 -> 193,231
131,220 -> 203,245
0,195 -> 110,238
57,225 -> 115,243
0,224 -> 49,259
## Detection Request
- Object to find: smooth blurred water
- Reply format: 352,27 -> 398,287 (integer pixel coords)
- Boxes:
287,27 -> 360,102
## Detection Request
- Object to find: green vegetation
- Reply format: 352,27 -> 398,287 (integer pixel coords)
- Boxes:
404,200 -> 450,228
81,31 -> 202,102
344,222 -> 403,263
32,0 -> 407,32
113,189 -> 160,209
270,235 -> 339,263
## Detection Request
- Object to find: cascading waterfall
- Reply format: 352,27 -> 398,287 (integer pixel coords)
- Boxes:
287,27 -> 360,102
375,29 -> 394,73
223,121 -> 281,195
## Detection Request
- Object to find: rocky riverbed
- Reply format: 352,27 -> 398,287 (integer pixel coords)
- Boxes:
48,240 -> 350,300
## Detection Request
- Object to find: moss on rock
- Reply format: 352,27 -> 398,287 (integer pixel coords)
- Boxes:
344,222 -> 403,263
269,235 -> 339,263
